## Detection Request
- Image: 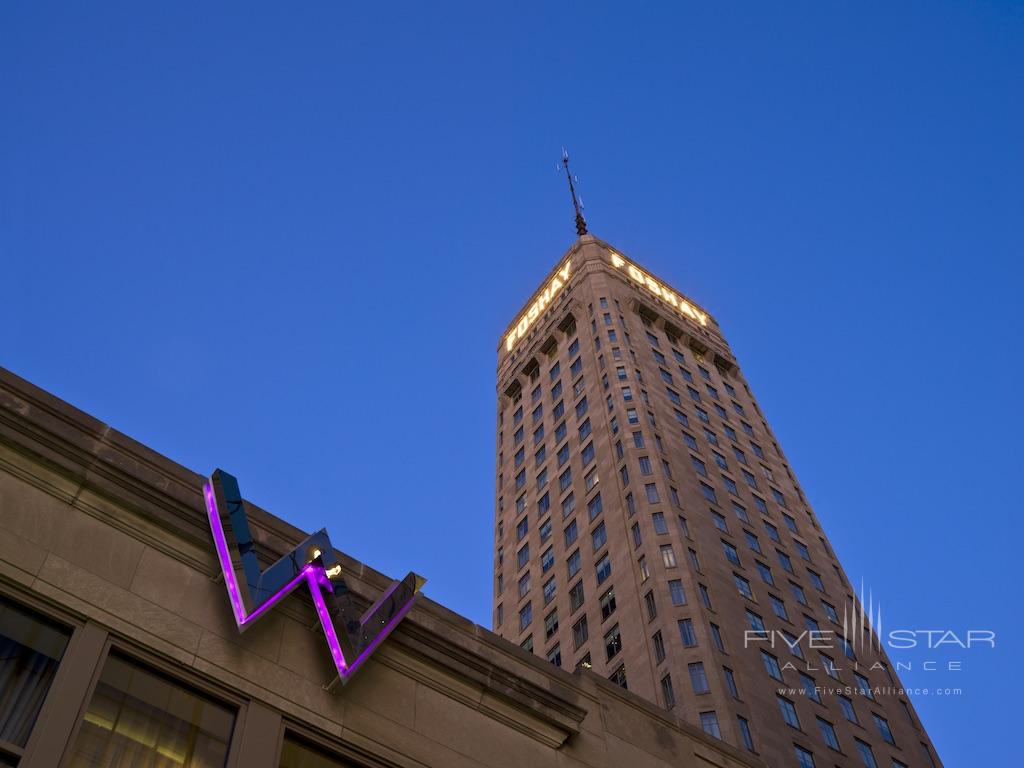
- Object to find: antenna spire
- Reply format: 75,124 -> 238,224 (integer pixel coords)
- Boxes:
560,148 -> 588,237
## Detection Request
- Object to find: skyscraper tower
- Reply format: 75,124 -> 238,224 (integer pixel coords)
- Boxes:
492,234 -> 942,768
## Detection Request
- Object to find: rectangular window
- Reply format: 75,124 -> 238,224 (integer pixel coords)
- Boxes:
701,483 -> 717,503
699,711 -> 721,739
660,674 -> 675,708
591,522 -> 607,551
572,616 -> 588,648
660,544 -> 676,568
722,541 -> 741,566
517,543 -> 530,570
723,666 -> 738,698
668,579 -> 686,606
563,519 -> 578,547
770,595 -> 789,620
645,483 -> 660,503
541,547 -> 554,573
543,577 -> 556,605
800,673 -> 821,703
762,651 -> 783,681
544,609 -> 559,639
575,397 -> 588,419
596,553 -> 611,584
518,574 -> 532,602
678,619 -> 697,647
817,717 -> 839,750
643,590 -> 657,621
604,625 -> 623,660
746,609 -> 766,636
710,623 -> 725,651
839,695 -> 858,723
873,713 -> 895,744
567,549 -> 581,578
795,745 -> 817,768
699,584 -> 712,609
0,597 -> 72,750
70,654 -> 236,767
855,739 -> 878,768
737,715 -> 754,751
599,587 -> 617,620
778,695 -> 800,728
732,501 -> 748,522
734,573 -> 753,599
688,662 -> 710,694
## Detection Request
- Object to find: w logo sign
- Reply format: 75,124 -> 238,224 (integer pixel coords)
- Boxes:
203,470 -> 424,685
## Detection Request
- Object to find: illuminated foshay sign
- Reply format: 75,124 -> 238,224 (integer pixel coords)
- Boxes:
609,252 -> 709,327
505,259 -> 572,351
203,470 -> 424,685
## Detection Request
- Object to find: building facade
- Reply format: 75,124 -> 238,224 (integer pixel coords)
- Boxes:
492,235 -> 943,768
0,367 -> 760,768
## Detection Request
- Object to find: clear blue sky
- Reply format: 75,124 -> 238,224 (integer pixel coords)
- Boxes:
2,3 -> 1020,765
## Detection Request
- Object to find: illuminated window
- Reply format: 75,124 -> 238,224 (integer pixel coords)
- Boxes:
660,544 -> 676,568
69,654 -> 235,767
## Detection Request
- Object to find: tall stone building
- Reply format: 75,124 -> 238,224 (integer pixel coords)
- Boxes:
493,234 -> 943,768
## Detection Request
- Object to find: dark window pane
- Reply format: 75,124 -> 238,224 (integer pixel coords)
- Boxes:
0,596 -> 71,747
279,735 -> 359,767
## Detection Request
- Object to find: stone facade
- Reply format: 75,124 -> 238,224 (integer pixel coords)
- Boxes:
0,367 -> 761,768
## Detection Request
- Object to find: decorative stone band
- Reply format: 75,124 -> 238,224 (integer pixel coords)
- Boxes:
203,469 -> 425,686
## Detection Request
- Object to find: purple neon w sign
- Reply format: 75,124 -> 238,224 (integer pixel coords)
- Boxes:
203,469 -> 424,684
